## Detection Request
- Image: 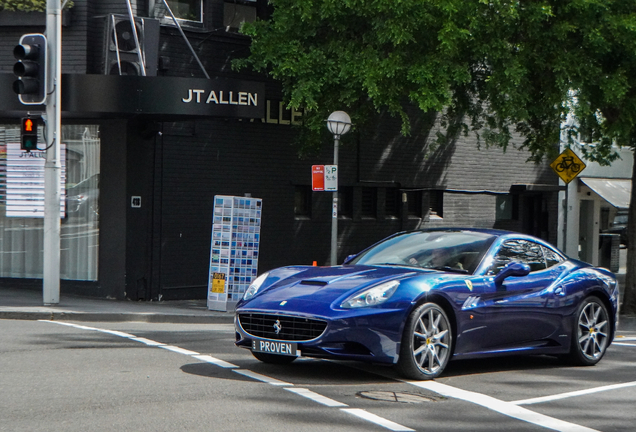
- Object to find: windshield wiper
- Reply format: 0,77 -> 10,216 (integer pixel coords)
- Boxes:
428,266 -> 469,274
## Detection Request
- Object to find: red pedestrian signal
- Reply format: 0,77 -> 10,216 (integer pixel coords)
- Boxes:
24,118 -> 33,132
20,116 -> 39,152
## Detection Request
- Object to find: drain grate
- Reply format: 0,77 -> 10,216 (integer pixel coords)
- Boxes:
357,391 -> 438,404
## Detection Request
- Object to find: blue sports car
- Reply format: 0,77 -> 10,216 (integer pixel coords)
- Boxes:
234,229 -> 619,380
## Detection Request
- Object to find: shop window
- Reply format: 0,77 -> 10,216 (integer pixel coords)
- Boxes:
0,124 -> 100,281
361,187 -> 377,219
496,195 -> 519,221
152,0 -> 204,26
429,190 -> 443,218
385,187 -> 400,218
405,190 -> 423,218
224,0 -> 257,32
338,187 -> 353,219
294,185 -> 312,219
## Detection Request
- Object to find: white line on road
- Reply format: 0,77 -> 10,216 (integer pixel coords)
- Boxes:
511,381 -> 636,405
232,369 -> 293,386
407,380 -> 599,432
341,409 -> 415,432
192,354 -> 238,369
613,342 -> 636,347
285,388 -> 348,407
159,345 -> 200,356
41,321 -> 414,431
130,337 -> 165,346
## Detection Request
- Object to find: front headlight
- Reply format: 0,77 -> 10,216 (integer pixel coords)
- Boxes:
341,280 -> 400,309
243,272 -> 269,301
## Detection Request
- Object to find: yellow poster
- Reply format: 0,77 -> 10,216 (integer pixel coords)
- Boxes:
211,272 -> 226,294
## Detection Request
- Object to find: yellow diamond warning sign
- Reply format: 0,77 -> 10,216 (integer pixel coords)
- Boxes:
550,148 -> 586,184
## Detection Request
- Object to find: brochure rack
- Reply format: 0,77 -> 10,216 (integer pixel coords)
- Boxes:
207,195 -> 262,311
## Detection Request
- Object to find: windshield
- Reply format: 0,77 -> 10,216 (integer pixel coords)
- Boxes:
348,230 -> 497,274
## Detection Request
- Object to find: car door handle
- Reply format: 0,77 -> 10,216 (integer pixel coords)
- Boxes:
554,286 -> 565,296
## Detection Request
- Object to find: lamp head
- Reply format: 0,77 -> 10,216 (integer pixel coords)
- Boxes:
326,111 -> 352,137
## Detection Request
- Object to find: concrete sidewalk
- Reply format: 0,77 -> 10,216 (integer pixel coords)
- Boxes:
0,286 -> 234,324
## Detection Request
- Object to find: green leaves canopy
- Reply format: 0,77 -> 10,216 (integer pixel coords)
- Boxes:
236,0 -> 636,164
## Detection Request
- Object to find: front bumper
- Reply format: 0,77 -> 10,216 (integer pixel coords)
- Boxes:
234,308 -> 408,364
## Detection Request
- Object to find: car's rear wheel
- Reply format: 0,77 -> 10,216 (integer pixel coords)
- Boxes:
251,351 -> 297,364
568,296 -> 610,366
396,302 -> 452,380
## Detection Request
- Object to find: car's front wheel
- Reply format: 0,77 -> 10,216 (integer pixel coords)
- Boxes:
568,296 -> 610,366
251,351 -> 297,364
396,302 -> 452,380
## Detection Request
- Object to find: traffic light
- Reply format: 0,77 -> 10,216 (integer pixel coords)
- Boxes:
13,33 -> 48,105
21,117 -> 39,152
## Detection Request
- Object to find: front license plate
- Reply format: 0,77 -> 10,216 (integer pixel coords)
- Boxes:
252,339 -> 298,356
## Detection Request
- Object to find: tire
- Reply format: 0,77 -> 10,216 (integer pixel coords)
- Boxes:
251,351 -> 297,364
568,297 -> 610,366
396,302 -> 453,380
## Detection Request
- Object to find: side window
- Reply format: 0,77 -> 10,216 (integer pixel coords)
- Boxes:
542,246 -> 564,268
488,239 -> 547,275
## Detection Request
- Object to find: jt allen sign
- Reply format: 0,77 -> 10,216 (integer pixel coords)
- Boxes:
55,75 -> 265,118
182,89 -> 258,106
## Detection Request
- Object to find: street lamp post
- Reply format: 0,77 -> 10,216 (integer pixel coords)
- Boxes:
326,111 -> 352,266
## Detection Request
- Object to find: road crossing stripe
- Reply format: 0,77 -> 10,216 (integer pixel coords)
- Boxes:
232,369 -> 293,386
511,381 -> 636,405
159,345 -> 200,355
192,354 -> 238,369
408,380 -> 599,432
130,337 -> 165,346
285,388 -> 347,407
613,342 -> 636,347
341,408 -> 415,432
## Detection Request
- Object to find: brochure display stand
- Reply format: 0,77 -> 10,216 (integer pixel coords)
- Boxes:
207,195 -> 262,311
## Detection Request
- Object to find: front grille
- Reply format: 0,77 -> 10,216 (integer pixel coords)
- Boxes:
238,313 -> 327,341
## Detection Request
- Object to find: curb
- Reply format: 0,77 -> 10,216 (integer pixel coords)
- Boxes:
0,311 -> 235,324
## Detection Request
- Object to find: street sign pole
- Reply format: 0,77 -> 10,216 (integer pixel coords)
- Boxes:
43,0 -> 62,304
330,138 -> 339,266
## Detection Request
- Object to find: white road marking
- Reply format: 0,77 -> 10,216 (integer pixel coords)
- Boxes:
232,369 -> 293,386
130,337 -> 165,346
159,345 -> 200,356
613,342 -> 636,347
615,336 -> 636,341
408,381 -> 599,432
99,329 -> 136,338
341,408 -> 415,432
192,354 -> 238,369
44,320 -> 598,432
512,381 -> 636,405
285,388 -> 348,407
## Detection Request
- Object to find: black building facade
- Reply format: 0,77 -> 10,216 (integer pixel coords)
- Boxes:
0,0 -> 561,301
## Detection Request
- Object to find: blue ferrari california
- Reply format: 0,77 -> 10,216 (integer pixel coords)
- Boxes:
234,229 -> 619,380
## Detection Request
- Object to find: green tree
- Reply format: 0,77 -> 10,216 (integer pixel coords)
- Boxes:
237,0 -> 636,315
0,1 -> 47,11
0,0 -> 72,11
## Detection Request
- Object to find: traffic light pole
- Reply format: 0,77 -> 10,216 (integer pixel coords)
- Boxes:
43,0 -> 62,304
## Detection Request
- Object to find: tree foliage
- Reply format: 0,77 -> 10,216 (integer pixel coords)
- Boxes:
0,0 -> 73,11
237,0 -> 636,314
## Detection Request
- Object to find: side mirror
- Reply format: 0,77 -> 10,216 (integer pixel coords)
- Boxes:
343,254 -> 357,264
494,261 -> 531,285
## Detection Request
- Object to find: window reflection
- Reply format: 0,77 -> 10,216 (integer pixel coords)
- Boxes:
0,125 -> 100,281
489,239 -> 547,275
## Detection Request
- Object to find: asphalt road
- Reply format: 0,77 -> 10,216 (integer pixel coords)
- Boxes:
2,319 -> 634,432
